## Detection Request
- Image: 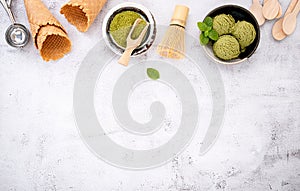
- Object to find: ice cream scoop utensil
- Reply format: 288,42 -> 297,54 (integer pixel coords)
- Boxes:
0,0 -> 30,47
282,0 -> 300,35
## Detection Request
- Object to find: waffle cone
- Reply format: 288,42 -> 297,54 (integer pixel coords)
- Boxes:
37,25 -> 72,61
60,0 -> 107,32
24,0 -> 71,61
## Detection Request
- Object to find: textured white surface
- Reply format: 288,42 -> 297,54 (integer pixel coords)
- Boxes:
1,0 -> 300,190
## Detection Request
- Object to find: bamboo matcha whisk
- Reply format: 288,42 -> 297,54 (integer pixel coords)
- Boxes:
157,5 -> 189,59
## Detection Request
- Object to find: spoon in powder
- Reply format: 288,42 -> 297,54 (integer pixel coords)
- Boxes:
250,0 -> 266,26
282,0 -> 300,35
118,19 -> 149,66
272,0 -> 298,40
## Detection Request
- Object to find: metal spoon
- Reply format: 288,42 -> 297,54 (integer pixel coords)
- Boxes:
0,0 -> 30,48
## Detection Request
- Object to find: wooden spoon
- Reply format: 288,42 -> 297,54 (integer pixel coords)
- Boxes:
272,0 -> 298,40
276,4 -> 283,18
118,19 -> 149,66
282,0 -> 300,35
265,0 -> 282,18
263,0 -> 280,20
250,0 -> 266,26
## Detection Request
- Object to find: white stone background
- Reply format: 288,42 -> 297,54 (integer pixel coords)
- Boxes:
1,0 -> 300,190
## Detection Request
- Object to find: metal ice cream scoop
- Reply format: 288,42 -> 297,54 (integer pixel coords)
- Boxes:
0,0 -> 30,48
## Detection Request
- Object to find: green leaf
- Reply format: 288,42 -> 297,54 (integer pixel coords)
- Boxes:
203,17 -> 213,27
147,68 -> 160,80
200,33 -> 209,45
208,29 -> 219,41
197,22 -> 208,32
204,30 -> 209,37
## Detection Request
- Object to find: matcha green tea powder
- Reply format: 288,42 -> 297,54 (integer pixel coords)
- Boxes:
109,11 -> 147,48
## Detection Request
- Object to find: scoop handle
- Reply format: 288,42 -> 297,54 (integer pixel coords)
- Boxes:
0,0 -> 16,23
118,47 -> 134,66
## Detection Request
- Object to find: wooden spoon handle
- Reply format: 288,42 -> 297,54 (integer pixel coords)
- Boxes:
292,0 -> 300,15
285,0 -> 299,16
118,48 -> 135,66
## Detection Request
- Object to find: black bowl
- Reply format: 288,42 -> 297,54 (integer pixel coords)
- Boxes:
203,5 -> 260,64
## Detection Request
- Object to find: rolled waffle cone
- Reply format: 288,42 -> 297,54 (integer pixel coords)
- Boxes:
24,0 -> 71,61
37,26 -> 72,61
60,0 -> 107,32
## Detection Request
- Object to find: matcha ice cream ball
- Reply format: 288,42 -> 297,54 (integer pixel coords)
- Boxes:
213,35 -> 240,60
232,21 -> 256,49
213,14 -> 235,35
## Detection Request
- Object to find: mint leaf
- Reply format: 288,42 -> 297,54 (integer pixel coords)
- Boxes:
197,22 -> 208,32
203,17 -> 213,27
198,17 -> 218,46
200,33 -> 209,45
147,68 -> 160,80
204,30 -> 209,37
208,29 -> 219,41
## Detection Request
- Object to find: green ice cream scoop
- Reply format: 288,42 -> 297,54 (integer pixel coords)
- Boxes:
213,14 -> 235,36
213,35 -> 240,60
232,21 -> 256,49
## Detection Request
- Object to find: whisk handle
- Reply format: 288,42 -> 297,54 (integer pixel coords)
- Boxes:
118,47 -> 134,66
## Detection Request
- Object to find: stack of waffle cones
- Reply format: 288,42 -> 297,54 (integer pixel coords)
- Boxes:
61,0 -> 107,32
24,0 -> 71,61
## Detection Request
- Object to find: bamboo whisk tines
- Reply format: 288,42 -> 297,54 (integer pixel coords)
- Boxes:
157,5 -> 189,59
